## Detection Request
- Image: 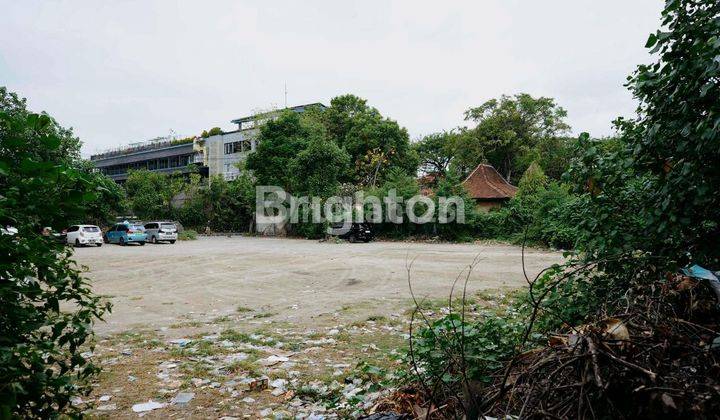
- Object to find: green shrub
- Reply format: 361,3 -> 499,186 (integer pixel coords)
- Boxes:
178,229 -> 198,240
0,90 -> 111,417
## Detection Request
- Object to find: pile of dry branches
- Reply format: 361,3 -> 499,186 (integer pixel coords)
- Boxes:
388,253 -> 720,419
483,272 -> 720,418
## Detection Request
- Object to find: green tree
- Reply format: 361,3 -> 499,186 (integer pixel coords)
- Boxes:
124,170 -> 184,220
290,137 -> 350,197
322,94 -> 418,184
0,92 -> 110,417
517,161 -> 549,197
569,0 -> 720,265
246,111 -> 314,189
201,175 -> 255,232
460,93 -> 570,182
413,131 -> 456,176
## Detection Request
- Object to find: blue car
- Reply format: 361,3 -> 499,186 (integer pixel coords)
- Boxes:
104,222 -> 147,246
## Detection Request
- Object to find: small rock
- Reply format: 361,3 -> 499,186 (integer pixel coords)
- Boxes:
259,408 -> 273,417
242,397 -> 256,404
98,395 -> 112,402
97,403 -> 117,411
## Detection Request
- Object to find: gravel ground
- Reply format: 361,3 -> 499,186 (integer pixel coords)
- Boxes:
72,236 -> 563,335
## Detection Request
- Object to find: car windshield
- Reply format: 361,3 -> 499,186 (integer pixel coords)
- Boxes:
83,226 -> 100,232
129,225 -> 145,231
160,223 -> 176,230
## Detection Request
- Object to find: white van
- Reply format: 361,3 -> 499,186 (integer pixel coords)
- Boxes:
66,225 -> 103,247
143,221 -> 178,244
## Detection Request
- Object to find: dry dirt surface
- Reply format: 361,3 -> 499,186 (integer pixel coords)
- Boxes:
73,236 -> 563,336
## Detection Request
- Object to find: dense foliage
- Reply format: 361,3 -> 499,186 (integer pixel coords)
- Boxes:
405,1 -> 720,417
0,89 -> 110,417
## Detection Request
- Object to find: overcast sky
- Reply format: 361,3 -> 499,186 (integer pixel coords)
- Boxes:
1,1 -> 663,157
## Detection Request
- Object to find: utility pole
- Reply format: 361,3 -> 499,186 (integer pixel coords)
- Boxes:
284,83 -> 288,108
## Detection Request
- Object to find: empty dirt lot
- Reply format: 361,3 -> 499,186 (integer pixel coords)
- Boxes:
73,236 -> 563,335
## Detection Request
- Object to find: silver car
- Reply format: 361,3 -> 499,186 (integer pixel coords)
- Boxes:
143,221 -> 178,244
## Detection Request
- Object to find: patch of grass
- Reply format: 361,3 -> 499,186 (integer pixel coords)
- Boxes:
129,296 -> 142,301
169,320 -> 204,329
236,305 -> 253,313
294,385 -> 323,401
212,315 -> 231,323
225,359 -> 262,377
220,329 -> 251,342
253,311 -> 277,319
366,315 -> 387,322
180,361 -> 213,377
194,340 -> 221,356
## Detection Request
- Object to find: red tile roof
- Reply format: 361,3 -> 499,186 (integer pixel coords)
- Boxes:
461,164 -> 518,200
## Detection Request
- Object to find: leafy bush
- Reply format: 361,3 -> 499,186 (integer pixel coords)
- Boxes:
0,92 -> 111,417
178,229 -> 198,240
410,311 -> 525,386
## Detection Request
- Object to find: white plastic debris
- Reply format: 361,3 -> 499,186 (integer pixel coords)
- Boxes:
98,395 -> 112,402
131,400 -> 166,413
97,403 -> 117,411
260,355 -> 289,366
171,392 -> 195,405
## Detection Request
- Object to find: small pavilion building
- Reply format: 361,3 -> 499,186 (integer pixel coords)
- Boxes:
461,164 -> 518,211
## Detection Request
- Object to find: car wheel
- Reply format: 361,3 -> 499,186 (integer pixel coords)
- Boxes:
150,235 -> 156,244
75,238 -> 81,247
103,235 -> 109,244
119,237 -> 125,246
139,241 -> 145,246
348,234 -> 357,243
170,240 -> 176,244
363,238 -> 371,243
96,243 -> 102,247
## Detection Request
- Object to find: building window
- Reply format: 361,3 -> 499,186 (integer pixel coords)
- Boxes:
241,140 -> 251,152
224,143 -> 235,154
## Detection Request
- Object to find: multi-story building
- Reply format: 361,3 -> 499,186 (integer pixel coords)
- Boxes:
91,103 -> 325,182
90,137 -> 204,182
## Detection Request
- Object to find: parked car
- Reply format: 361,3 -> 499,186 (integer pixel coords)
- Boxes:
66,224 -> 103,247
103,222 -> 147,246
144,221 -> 178,244
329,221 -> 374,243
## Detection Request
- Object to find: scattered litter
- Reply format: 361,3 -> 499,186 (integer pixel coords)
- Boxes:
171,392 -> 195,405
131,400 -> 166,413
259,408 -> 273,417
242,397 -> 256,404
260,355 -> 289,366
97,404 -> 117,411
168,338 -> 192,347
127,375 -> 137,382
223,352 -> 249,363
249,377 -> 269,392
191,378 -> 210,387
121,349 -> 133,356
98,395 -> 112,402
